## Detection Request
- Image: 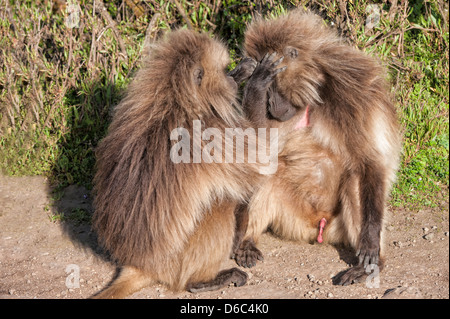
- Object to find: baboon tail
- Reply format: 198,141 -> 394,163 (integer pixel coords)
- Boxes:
92,266 -> 153,299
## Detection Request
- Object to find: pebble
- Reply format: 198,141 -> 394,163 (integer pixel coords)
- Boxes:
393,241 -> 403,248
423,233 -> 434,240
327,292 -> 334,298
307,274 -> 315,282
444,232 -> 449,237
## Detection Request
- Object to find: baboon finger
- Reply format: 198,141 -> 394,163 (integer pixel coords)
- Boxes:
273,65 -> 287,75
261,52 -> 277,64
272,55 -> 284,67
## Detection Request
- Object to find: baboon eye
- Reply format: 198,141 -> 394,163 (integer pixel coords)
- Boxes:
285,47 -> 298,59
193,67 -> 204,86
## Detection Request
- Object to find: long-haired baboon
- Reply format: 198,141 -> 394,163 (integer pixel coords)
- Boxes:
233,9 -> 402,285
92,29 -> 265,298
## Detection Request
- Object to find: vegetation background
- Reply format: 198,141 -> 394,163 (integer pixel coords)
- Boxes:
0,0 -> 448,211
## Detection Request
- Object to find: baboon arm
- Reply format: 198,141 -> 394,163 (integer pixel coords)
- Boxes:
242,53 -> 286,127
357,161 -> 385,267
231,203 -> 249,257
242,81 -> 269,127
231,204 -> 264,269
334,162 -> 386,286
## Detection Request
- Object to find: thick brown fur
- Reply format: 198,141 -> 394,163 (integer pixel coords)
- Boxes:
235,9 -> 402,285
92,29 -> 262,298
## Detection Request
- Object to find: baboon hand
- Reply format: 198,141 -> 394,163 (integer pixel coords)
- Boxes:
356,237 -> 380,268
248,52 -> 286,89
332,265 -> 367,286
228,57 -> 258,84
333,237 -> 381,286
233,239 -> 264,268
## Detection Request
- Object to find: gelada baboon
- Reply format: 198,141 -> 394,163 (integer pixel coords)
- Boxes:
92,29 -> 263,298
234,9 -> 402,285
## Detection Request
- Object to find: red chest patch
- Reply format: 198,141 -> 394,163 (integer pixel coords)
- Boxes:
294,105 -> 310,129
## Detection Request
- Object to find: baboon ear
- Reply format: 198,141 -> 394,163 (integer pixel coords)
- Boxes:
285,46 -> 298,59
193,67 -> 204,86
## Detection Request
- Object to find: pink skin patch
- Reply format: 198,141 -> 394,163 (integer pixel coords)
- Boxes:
294,105 -> 310,130
317,217 -> 327,243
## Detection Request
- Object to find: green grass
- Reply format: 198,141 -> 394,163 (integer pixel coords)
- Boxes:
388,1 -> 449,208
0,0 -> 448,210
47,208 -> 91,225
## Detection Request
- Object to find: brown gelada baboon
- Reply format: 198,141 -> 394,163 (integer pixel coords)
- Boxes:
233,9 -> 402,285
92,29 -> 262,298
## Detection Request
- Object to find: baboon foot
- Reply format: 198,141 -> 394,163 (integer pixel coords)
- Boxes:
187,267 -> 248,293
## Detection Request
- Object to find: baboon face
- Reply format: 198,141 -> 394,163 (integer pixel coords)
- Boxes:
274,45 -> 324,111
245,43 -> 304,118
249,44 -> 324,113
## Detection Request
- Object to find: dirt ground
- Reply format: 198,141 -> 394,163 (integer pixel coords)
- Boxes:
0,174 -> 448,300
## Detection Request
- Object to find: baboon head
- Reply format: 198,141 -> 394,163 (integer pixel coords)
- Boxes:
145,29 -> 239,124
243,10 -> 333,112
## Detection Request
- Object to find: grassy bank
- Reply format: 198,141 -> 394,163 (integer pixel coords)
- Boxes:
0,0 -> 448,210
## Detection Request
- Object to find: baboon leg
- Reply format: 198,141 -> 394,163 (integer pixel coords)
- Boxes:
92,266 -> 153,299
187,267 -> 248,293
